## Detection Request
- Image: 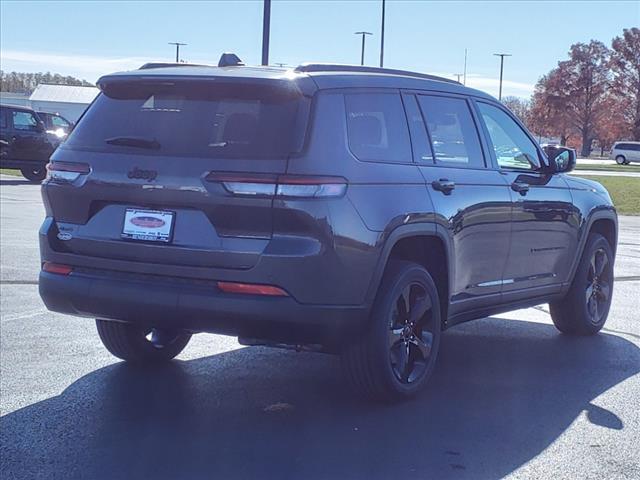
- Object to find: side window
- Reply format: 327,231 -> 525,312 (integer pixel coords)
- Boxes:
477,102 -> 541,171
51,115 -> 70,128
344,92 -> 412,163
417,95 -> 485,168
402,94 -> 434,163
0,109 -> 7,129
12,111 -> 39,132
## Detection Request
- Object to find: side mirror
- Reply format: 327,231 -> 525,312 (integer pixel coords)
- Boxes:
543,145 -> 576,173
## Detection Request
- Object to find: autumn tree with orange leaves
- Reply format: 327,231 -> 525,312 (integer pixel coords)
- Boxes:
525,28 -> 637,157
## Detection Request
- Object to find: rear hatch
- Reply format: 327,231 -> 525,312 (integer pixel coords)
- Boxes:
44,70 -> 311,270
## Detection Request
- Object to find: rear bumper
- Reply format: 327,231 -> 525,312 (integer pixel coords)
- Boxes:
39,269 -> 369,348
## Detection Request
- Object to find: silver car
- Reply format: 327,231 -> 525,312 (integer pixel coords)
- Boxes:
611,141 -> 640,164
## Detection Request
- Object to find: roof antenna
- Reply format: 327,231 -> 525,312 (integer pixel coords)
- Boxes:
218,53 -> 244,67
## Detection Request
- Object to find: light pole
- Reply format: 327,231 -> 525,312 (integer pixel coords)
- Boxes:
493,53 -> 512,101
262,0 -> 271,65
379,0 -> 386,67
463,48 -> 467,85
355,31 -> 373,66
168,42 -> 187,63
454,73 -> 463,83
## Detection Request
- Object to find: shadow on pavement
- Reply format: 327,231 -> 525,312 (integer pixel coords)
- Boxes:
1,317 -> 638,479
0,178 -> 35,186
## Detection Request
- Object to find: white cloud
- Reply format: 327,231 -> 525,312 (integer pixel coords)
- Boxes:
1,50 -> 537,99
433,72 -> 535,99
0,50 -> 161,82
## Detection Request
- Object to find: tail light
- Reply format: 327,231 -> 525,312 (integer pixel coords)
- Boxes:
206,173 -> 347,198
217,281 -> 288,296
47,162 -> 90,183
42,262 -> 73,275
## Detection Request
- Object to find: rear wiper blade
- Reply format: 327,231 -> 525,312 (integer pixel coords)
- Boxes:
105,136 -> 161,150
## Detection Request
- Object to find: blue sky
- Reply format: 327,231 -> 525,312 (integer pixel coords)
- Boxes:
1,0 -> 638,98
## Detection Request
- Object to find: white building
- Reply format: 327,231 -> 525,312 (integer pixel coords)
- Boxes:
28,84 -> 99,123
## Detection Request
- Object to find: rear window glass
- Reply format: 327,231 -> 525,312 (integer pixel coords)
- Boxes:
66,81 -> 305,158
344,92 -> 412,163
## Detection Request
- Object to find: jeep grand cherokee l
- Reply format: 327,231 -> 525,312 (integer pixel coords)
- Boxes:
39,59 -> 617,401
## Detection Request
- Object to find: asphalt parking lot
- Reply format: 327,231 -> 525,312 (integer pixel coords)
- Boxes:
1,175 -> 639,480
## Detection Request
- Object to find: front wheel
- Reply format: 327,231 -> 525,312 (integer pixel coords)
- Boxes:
615,155 -> 626,165
20,166 -> 47,182
341,261 -> 441,402
550,233 -> 614,335
96,319 -> 191,363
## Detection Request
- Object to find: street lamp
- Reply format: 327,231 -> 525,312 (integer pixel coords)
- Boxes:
354,31 -> 373,66
379,0 -> 386,67
168,42 -> 187,63
493,53 -> 512,101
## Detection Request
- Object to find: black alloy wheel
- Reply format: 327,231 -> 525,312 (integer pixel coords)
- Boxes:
341,261 -> 442,401
388,283 -> 435,384
585,247 -> 611,325
550,233 -> 614,335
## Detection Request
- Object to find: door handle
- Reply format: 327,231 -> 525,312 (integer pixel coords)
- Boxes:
431,179 -> 456,195
511,182 -> 530,195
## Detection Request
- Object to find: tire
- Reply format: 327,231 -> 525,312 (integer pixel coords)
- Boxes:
96,319 -> 191,363
615,155 -> 626,165
341,261 -> 442,402
550,233 -> 614,335
20,166 -> 46,182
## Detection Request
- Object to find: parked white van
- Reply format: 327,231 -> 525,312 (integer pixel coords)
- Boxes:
611,141 -> 640,164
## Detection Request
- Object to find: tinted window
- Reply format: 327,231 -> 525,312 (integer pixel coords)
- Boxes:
402,94 -> 434,163
417,95 -> 484,168
66,81 -> 305,159
51,115 -> 70,128
0,109 -> 6,129
618,143 -> 640,151
344,92 -> 412,163
478,102 -> 541,170
12,111 -> 39,131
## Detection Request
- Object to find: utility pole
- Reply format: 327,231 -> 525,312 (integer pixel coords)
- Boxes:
168,42 -> 187,63
262,0 -> 271,66
379,0 -> 386,67
355,31 -> 373,66
493,53 -> 512,101
463,48 -> 467,85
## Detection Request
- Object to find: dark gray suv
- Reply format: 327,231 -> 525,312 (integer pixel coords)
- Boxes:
38,60 -> 618,401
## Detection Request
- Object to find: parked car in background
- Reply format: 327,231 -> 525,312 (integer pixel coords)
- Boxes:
610,141 -> 640,164
38,58 -> 618,402
36,111 -> 74,139
0,104 -> 56,182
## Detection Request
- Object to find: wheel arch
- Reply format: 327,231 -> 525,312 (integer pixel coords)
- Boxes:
567,208 -> 618,286
365,223 -> 452,327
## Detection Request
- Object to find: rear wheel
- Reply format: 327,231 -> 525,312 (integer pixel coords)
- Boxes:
96,319 -> 191,363
550,233 -> 614,335
20,166 -> 47,182
615,155 -> 626,165
341,261 -> 441,402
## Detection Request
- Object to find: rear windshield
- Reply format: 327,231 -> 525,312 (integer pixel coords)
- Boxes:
66,80 -> 306,158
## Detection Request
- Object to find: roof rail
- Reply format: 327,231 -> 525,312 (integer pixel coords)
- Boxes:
139,62 -> 211,70
293,63 -> 460,85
